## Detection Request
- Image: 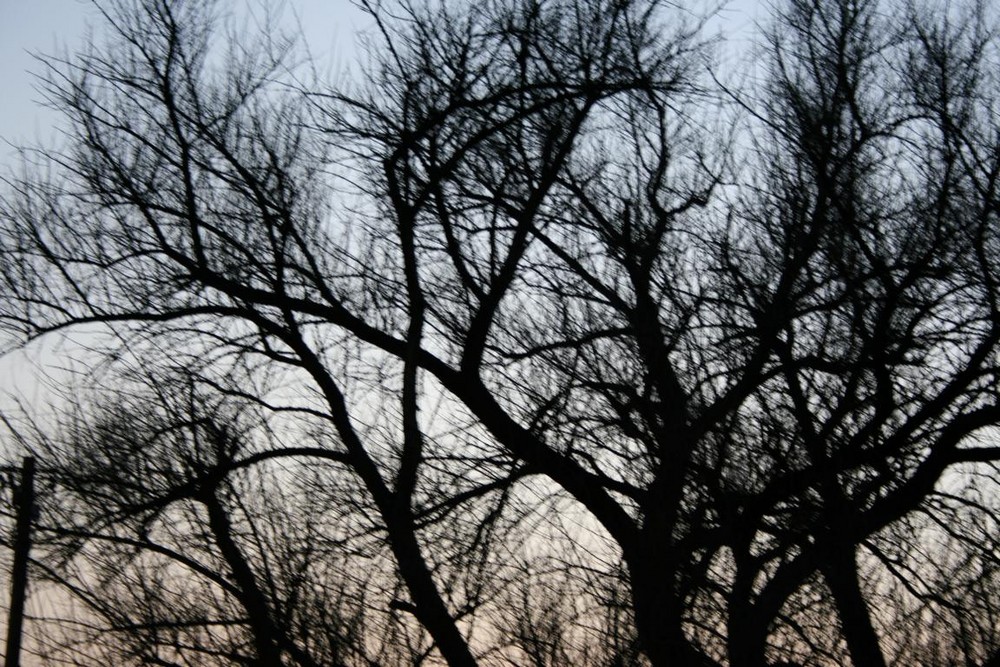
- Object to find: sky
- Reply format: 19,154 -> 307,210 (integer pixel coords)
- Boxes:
0,0 -> 760,405
0,1 -> 96,154
0,0 -> 369,411
0,0 -> 368,165
1,0 -> 761,163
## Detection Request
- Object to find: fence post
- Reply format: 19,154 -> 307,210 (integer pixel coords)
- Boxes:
4,457 -> 34,667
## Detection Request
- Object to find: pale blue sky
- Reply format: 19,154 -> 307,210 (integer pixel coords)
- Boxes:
1,0 -> 761,162
0,0 -> 761,417
0,0 -> 367,164
0,0 -> 369,407
0,0 -> 95,154
1,0 -> 762,165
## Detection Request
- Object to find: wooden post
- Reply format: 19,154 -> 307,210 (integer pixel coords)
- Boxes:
5,457 -> 34,667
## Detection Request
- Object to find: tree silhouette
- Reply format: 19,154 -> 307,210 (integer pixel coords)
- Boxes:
2,0 -> 1000,665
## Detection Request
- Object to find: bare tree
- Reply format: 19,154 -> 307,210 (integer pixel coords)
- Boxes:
6,373 -> 363,665
3,0 -> 1000,665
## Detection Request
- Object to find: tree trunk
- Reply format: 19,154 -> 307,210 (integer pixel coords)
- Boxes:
627,547 -> 715,667
203,492 -> 285,667
822,545 -> 886,667
383,499 -> 480,667
727,555 -> 769,667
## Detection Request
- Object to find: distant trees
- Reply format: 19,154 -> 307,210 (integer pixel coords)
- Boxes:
2,0 -> 1000,665
14,372 -> 468,666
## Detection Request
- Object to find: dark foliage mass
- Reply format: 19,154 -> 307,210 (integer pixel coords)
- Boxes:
1,0 -> 1000,665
